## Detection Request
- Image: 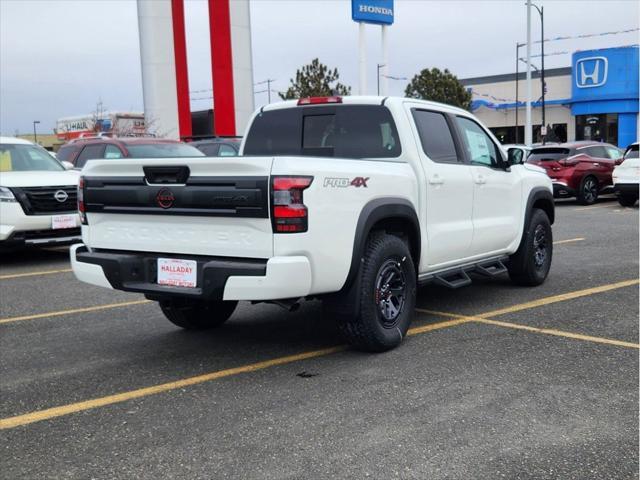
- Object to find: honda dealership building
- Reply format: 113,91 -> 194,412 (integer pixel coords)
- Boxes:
461,45 -> 639,148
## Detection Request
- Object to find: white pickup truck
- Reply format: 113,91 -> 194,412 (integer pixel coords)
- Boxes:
71,96 -> 554,352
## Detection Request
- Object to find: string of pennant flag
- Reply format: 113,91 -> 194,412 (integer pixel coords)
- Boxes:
524,27 -> 639,45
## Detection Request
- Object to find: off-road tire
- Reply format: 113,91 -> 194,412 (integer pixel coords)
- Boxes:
159,299 -> 238,330
576,175 -> 599,205
508,209 -> 553,286
337,232 -> 416,352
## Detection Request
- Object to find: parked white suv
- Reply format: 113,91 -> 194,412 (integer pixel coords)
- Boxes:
0,137 -> 80,249
612,142 -> 639,206
71,96 -> 554,351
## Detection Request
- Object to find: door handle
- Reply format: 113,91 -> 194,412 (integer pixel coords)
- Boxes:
428,175 -> 444,185
593,163 -> 600,166
475,175 -> 486,185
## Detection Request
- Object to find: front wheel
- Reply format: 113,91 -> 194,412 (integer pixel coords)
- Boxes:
159,299 -> 238,330
577,176 -> 599,205
336,233 -> 416,352
508,209 -> 553,286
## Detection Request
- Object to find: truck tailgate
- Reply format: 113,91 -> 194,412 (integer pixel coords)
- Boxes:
81,157 -> 274,258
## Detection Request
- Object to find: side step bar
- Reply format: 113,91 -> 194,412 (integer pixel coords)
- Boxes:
419,256 -> 509,289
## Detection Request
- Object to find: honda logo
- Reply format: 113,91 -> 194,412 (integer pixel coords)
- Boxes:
575,56 -> 608,88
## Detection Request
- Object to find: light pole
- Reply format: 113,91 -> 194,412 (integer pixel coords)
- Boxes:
515,42 -> 525,144
377,64 -> 386,95
531,2 -> 545,143
525,0 -> 532,147
33,121 -> 40,144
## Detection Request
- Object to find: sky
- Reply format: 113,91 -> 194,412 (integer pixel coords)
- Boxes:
1,0 -> 638,135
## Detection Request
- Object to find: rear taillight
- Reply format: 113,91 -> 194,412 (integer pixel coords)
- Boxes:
78,176 -> 87,225
559,156 -> 580,167
271,176 -> 313,233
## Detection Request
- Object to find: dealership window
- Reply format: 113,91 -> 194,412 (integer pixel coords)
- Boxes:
576,114 -> 618,145
490,124 -> 567,145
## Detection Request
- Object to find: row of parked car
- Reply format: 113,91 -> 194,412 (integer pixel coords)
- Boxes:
55,134 -> 241,169
0,134 -> 240,250
506,141 -> 639,206
0,132 -> 638,251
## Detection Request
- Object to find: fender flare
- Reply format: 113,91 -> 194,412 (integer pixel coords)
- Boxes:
525,187 -> 555,227
341,197 -> 421,293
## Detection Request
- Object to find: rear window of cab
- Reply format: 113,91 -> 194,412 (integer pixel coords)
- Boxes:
243,105 -> 401,159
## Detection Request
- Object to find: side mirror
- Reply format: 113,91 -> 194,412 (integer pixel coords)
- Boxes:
615,158 -> 624,166
61,161 -> 74,170
507,148 -> 524,166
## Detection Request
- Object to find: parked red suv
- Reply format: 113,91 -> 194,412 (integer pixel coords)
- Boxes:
527,141 -> 624,205
56,136 -> 204,169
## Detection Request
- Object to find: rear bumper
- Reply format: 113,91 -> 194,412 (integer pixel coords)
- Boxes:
70,244 -> 312,301
552,181 -> 575,198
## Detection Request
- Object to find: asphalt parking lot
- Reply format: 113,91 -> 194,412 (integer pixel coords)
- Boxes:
1,197 -> 638,480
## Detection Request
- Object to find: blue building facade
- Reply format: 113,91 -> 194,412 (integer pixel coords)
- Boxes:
463,45 -> 638,147
571,45 -> 639,148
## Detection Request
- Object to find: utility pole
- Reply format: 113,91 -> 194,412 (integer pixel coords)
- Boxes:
33,120 -> 40,144
515,42 -> 525,144
532,3 -> 546,143
255,79 -> 275,103
525,0 -> 532,147
266,79 -> 273,103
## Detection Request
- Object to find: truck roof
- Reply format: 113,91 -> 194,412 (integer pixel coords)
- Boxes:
260,95 -> 470,116
0,136 -> 34,145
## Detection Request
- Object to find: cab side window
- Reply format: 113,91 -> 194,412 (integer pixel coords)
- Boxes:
412,110 -> 460,163
198,144 -> 220,157
218,144 -> 238,157
584,146 -> 607,159
605,146 -> 622,160
104,145 -> 124,159
455,116 -> 501,167
75,144 -> 105,168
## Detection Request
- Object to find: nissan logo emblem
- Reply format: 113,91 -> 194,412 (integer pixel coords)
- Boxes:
53,190 -> 69,203
156,188 -> 175,209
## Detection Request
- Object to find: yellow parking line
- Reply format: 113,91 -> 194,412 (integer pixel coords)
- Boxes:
420,310 -> 639,350
0,300 -> 152,325
553,237 -> 585,245
474,278 -> 638,319
0,345 -> 347,430
407,317 -> 471,335
1,279 -> 637,429
0,268 -> 73,280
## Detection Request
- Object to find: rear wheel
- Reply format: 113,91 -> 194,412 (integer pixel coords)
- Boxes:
618,194 -> 638,207
159,299 -> 238,330
508,209 -> 553,286
336,232 -> 416,352
577,176 -> 598,205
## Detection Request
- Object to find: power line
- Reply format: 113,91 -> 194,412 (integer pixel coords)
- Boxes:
520,26 -> 638,46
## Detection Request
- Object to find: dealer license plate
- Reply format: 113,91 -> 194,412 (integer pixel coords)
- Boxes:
51,214 -> 77,230
157,258 -> 197,288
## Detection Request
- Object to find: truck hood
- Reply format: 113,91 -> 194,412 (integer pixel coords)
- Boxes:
0,170 -> 80,188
